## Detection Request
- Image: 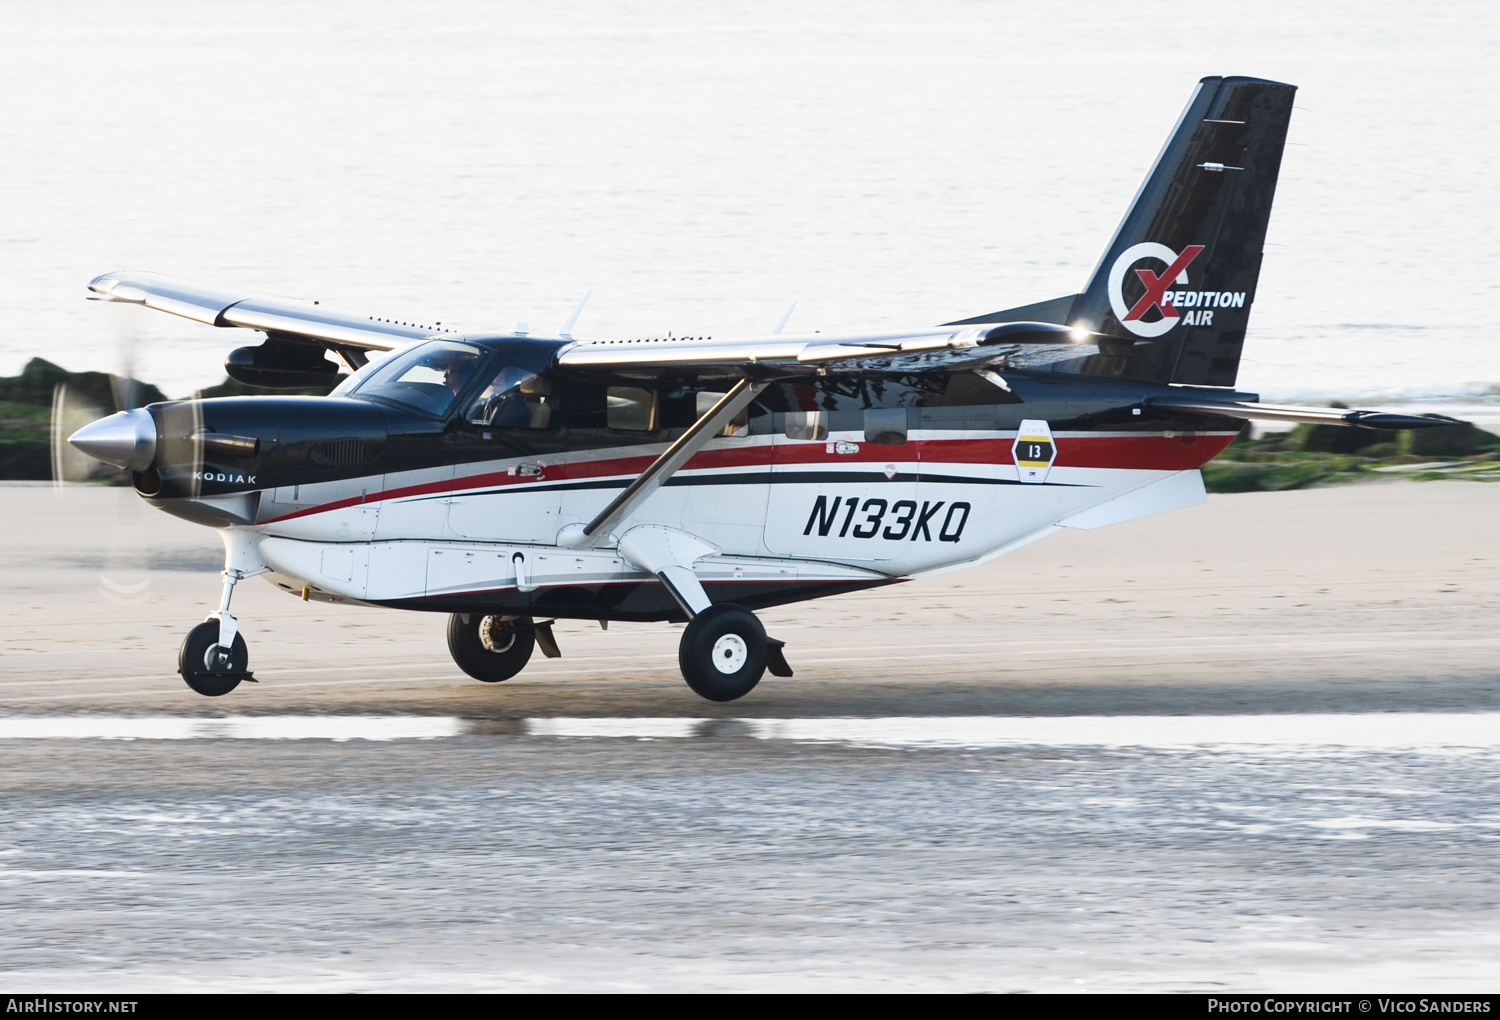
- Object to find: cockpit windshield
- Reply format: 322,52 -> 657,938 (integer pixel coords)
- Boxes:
339,340 -> 486,417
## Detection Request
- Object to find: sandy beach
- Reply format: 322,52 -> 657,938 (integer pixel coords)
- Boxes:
2,478 -> 1496,715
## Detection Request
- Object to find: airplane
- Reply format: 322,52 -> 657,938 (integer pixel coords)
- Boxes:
69,75 -> 1448,702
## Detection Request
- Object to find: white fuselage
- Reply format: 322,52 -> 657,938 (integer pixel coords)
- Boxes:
237,425 -> 1225,610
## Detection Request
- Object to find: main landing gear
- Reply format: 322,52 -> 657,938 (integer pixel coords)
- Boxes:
444,605 -> 792,702
447,614 -> 537,683
678,604 -> 791,702
446,614 -> 563,683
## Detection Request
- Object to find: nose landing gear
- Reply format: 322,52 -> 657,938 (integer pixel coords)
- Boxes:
179,538 -> 266,697
179,620 -> 250,697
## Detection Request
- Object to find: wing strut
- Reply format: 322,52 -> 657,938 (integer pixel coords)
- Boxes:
566,377 -> 768,547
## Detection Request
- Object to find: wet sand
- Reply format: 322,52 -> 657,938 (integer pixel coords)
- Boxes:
4,480 -> 1499,992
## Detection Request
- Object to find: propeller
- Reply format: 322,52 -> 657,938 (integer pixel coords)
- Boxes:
51,302 -> 142,488
49,380 -> 108,490
50,302 -> 200,603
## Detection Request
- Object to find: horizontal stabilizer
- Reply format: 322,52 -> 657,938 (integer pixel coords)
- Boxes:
1148,397 -> 1459,430
942,294 -> 1078,327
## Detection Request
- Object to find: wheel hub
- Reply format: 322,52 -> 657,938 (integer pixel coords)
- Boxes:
479,617 -> 518,654
710,633 -> 748,674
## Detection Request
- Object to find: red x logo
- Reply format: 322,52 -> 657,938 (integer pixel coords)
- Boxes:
1123,245 -> 1204,322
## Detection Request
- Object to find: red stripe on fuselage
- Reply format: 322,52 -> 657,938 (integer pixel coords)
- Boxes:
928,433 -> 1237,471
261,432 -> 1236,523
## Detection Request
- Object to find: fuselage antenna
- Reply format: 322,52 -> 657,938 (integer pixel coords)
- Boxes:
559,290 -> 593,339
771,302 -> 796,336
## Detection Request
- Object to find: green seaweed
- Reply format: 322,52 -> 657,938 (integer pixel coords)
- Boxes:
1202,424 -> 1500,492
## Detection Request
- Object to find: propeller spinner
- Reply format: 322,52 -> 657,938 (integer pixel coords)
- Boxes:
67,407 -> 156,471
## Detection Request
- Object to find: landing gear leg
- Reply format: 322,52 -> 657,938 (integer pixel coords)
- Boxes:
179,571 -> 255,697
179,530 -> 266,698
612,525 -> 793,701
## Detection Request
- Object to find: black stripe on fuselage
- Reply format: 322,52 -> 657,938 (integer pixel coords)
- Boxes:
374,575 -> 898,622
401,469 -> 1091,503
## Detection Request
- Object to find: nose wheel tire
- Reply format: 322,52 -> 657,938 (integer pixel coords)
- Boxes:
447,613 -> 536,683
679,604 -> 768,702
178,621 -> 249,697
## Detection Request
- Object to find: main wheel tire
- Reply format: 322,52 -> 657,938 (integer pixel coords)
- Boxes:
447,613 -> 536,683
679,604 -> 768,702
178,620 -> 248,697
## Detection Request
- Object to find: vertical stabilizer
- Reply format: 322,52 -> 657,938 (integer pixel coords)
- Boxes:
1068,76 -> 1296,386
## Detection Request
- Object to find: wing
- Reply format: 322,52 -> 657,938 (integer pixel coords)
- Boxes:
556,321 -> 1099,377
88,271 -> 455,356
91,272 -> 1100,376
559,320 -> 1456,432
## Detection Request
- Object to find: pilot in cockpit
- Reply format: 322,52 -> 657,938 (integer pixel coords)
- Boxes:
466,366 -> 554,429
441,356 -> 476,396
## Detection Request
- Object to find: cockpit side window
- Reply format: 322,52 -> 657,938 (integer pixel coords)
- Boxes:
464,367 -> 556,429
607,387 -> 657,431
343,340 -> 486,418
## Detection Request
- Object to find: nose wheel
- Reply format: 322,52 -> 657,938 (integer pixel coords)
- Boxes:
179,620 -> 251,697
178,554 -> 262,698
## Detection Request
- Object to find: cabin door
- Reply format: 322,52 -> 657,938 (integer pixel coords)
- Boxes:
763,404 -> 920,563
443,369 -> 564,545
444,427 -> 562,544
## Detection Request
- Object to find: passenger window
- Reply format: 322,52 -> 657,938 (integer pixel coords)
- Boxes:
864,408 -> 908,445
607,387 -> 657,431
784,410 -> 827,441
695,391 -> 749,437
465,368 -> 555,429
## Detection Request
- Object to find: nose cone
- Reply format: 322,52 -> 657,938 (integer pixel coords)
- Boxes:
68,407 -> 156,471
